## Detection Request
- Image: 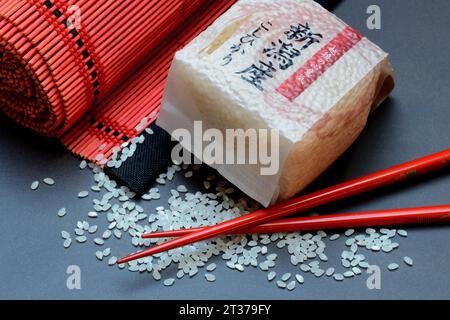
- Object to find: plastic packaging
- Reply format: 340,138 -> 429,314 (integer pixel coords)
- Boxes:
159,0 -> 395,206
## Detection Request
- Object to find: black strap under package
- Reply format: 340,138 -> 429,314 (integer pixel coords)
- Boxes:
104,123 -> 176,196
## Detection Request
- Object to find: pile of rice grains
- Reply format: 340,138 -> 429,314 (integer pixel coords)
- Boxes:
31,129 -> 413,290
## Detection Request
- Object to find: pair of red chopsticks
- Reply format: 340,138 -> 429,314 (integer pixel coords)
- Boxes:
117,148 -> 450,264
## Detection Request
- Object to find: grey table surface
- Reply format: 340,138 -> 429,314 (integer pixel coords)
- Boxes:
0,0 -> 449,300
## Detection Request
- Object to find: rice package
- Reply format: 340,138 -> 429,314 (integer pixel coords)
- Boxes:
158,0 -> 395,207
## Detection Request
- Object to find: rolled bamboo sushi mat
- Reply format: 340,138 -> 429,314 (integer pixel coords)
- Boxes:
0,0 -> 237,162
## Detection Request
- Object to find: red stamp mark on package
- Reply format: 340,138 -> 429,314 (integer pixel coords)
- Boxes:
276,26 -> 363,101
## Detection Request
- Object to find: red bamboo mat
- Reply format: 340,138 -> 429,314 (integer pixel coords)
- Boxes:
0,0 -> 237,162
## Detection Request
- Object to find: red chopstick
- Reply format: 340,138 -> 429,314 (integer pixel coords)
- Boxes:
117,148 -> 450,264
141,205 -> 450,238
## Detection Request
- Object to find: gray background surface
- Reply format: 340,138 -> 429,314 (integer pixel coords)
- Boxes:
0,0 -> 449,300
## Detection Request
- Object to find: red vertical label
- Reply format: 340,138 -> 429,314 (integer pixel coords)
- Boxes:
276,26 -> 363,101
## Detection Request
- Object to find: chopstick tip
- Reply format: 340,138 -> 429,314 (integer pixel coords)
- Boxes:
116,252 -> 146,265
116,257 -> 129,265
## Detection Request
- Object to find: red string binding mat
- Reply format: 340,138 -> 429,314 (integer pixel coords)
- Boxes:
0,0 -> 237,162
